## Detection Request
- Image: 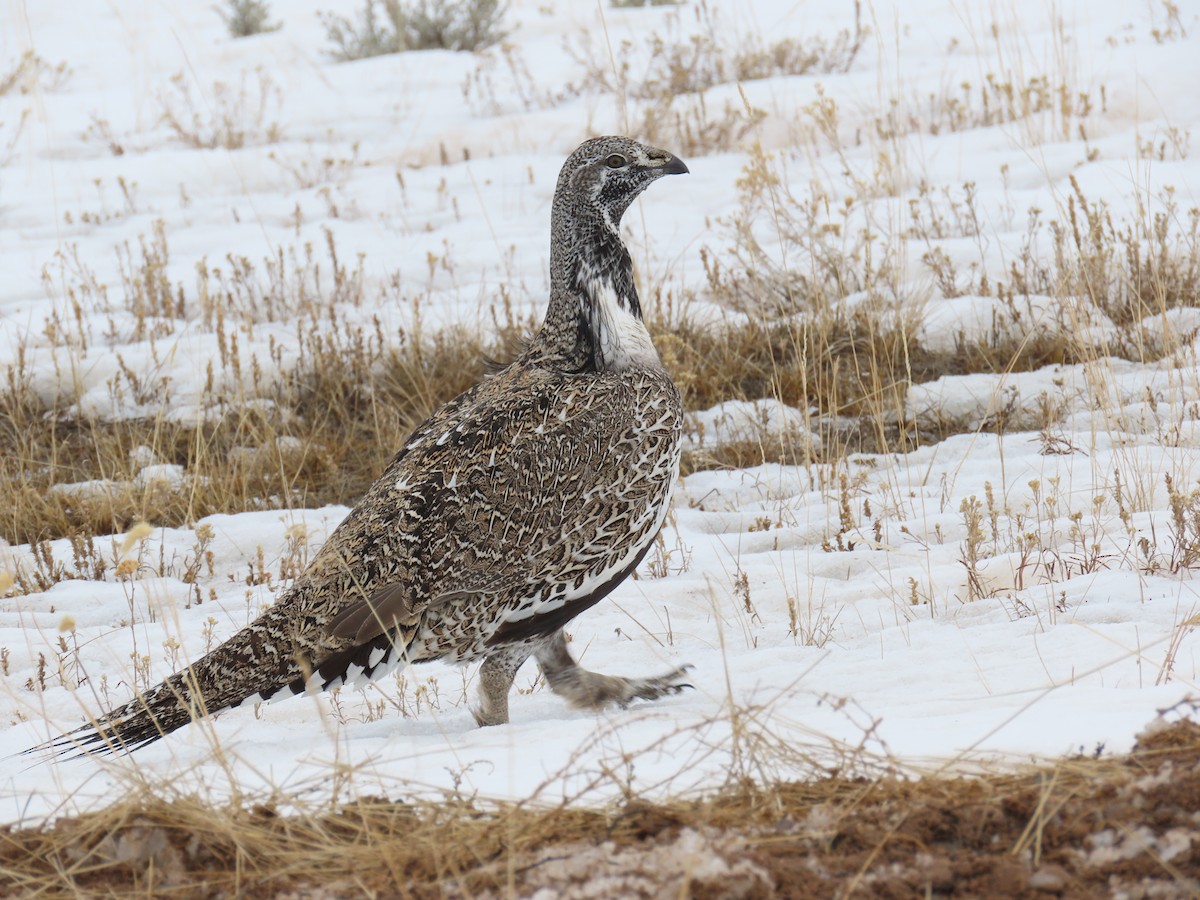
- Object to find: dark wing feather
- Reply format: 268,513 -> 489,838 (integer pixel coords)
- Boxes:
327,583 -> 419,643
326,583 -> 494,644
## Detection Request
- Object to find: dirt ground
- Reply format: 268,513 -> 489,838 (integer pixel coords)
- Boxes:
4,718 -> 1199,898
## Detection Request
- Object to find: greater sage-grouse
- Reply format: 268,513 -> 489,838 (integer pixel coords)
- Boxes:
35,136 -> 691,757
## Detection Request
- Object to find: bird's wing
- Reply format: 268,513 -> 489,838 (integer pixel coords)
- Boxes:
326,582 -> 419,643
326,582 -> 487,644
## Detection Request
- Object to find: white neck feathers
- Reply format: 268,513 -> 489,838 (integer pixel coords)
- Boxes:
582,274 -> 661,371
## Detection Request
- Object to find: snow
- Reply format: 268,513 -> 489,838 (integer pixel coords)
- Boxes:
684,399 -> 820,453
2,0 -> 1200,823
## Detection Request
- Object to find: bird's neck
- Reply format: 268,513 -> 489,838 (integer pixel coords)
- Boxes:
528,205 -> 660,373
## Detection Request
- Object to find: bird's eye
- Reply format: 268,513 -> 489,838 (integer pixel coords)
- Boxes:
604,154 -> 628,169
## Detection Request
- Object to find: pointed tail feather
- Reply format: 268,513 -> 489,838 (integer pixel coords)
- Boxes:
26,607 -> 313,759
24,582 -> 417,760
28,671 -> 207,758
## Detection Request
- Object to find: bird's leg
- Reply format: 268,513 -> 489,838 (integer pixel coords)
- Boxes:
472,646 -> 532,726
534,629 -> 692,711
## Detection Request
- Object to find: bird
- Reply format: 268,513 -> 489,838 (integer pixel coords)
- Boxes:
32,136 -> 692,757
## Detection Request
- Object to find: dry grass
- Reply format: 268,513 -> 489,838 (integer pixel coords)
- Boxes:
657,305 -> 1083,474
4,166 -> 1198,547
570,0 -> 863,100
217,0 -> 281,38
4,718 -> 1198,896
463,0 -> 864,153
158,68 -> 284,150
0,303 -> 1097,547
322,0 -> 508,61
0,51 -> 70,97
567,0 -> 864,156
0,328 -> 488,547
0,225 -> 515,547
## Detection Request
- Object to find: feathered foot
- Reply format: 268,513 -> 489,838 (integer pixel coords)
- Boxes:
472,646 -> 533,726
470,630 -> 691,727
534,629 -> 692,713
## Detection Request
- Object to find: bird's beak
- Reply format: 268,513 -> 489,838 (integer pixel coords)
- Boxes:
645,149 -> 689,176
661,154 -> 689,176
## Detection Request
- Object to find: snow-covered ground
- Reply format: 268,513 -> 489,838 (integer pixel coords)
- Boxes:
2,0 -> 1199,823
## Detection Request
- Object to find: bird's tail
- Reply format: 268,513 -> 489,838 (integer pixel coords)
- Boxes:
27,604 -> 315,759
26,577 -> 421,760
33,669 -> 223,758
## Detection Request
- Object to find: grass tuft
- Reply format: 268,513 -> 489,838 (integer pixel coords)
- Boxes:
4,719 -> 1198,896
321,0 -> 507,61
217,0 -> 281,38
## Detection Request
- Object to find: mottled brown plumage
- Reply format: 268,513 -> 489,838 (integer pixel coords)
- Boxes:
33,136 -> 690,757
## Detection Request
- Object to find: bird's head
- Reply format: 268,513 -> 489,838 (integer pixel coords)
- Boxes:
556,136 -> 689,232
536,136 -> 688,371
